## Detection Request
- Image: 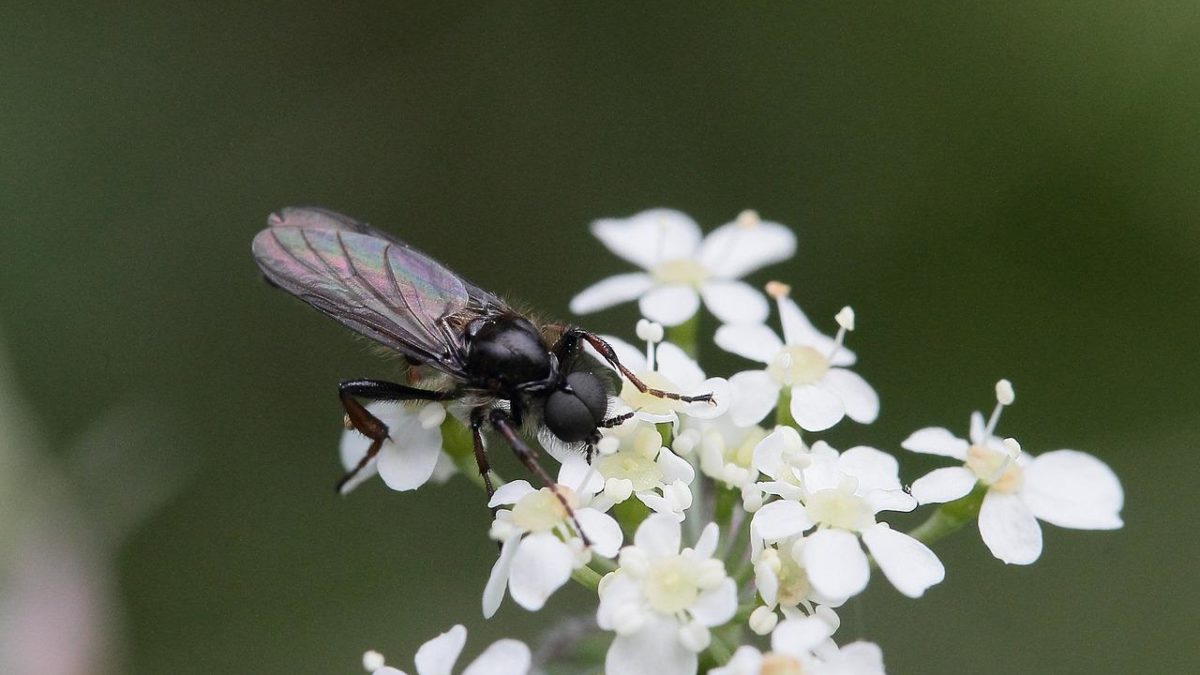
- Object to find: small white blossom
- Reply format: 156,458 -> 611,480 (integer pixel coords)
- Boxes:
482,462 -> 622,618
751,441 -> 944,600
716,289 -> 878,432
581,419 -> 696,521
903,381 -> 1124,565
711,634 -> 886,675
339,401 -> 449,495
570,208 -> 797,326
363,625 -> 530,675
682,414 -> 769,489
592,334 -> 730,425
597,514 -> 738,675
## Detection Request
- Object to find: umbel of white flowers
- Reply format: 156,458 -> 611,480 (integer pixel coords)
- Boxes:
340,208 -> 1124,675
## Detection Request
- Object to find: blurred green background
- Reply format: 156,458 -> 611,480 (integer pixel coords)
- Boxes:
2,3 -> 1197,674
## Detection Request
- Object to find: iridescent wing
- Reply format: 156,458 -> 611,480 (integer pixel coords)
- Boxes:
253,207 -> 498,374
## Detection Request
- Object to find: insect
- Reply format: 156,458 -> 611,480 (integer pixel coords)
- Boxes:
251,207 -> 712,537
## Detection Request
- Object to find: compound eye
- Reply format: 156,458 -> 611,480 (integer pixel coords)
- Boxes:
544,372 -> 608,443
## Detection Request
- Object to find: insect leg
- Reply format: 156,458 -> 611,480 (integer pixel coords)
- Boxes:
469,407 -> 498,506
488,409 -> 592,548
565,328 -> 715,404
335,379 -> 457,494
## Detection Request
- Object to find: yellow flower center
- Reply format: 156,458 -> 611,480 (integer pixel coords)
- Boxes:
767,346 -> 830,386
966,445 -> 1023,493
511,486 -> 576,532
653,258 -> 710,286
806,488 -> 874,531
643,557 -> 701,614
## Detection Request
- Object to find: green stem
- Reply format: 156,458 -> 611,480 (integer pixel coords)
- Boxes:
706,630 -> 735,665
775,387 -> 795,428
571,564 -> 604,591
906,485 -> 987,546
666,315 -> 699,359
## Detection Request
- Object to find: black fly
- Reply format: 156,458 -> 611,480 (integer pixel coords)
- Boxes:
251,207 -> 713,538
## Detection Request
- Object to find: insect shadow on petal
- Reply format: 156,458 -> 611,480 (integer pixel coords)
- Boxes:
251,207 -> 714,545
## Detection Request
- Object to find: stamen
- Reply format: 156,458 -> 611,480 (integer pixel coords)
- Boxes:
636,319 -> 664,371
736,209 -> 761,228
828,305 -> 855,360
985,379 -> 1014,436
1002,437 -> 1022,459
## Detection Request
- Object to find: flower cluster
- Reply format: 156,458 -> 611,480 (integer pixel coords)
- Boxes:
340,208 -> 1124,674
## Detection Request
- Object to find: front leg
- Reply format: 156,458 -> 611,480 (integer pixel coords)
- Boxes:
560,328 -> 715,404
335,379 -> 457,494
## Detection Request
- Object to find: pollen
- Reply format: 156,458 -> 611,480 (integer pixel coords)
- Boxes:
966,445 -> 1024,493
737,209 -> 761,227
765,280 -> 792,299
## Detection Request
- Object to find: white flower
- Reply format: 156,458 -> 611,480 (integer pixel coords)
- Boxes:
712,635 -> 885,675
339,401 -> 448,494
754,537 -> 849,618
363,624 -> 530,675
716,288 -> 877,432
591,333 -> 730,425
570,208 -> 796,326
750,442 -> 944,600
903,380 -> 1124,565
589,418 -> 696,521
597,514 -> 738,675
678,414 -> 768,489
482,462 -> 622,618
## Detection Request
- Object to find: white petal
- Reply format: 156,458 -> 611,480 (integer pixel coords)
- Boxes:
803,529 -> 869,599
969,411 -> 987,445
714,324 -> 783,364
837,446 -> 902,493
657,449 -> 696,485
698,218 -> 797,279
377,414 -> 442,491
699,280 -> 770,324
414,624 -> 466,675
829,642 -> 886,674
605,615 -> 696,675
911,467 -> 977,504
751,425 -> 804,480
680,377 -> 731,420
596,573 -> 643,631
591,209 -> 702,270
570,272 -> 656,314
777,297 -> 842,359
770,616 -> 833,657
461,639 -> 531,675
901,427 -> 969,460
861,524 -> 945,598
821,369 -> 879,425
751,500 -> 813,541
755,561 -> 779,607
577,509 -> 624,558
694,521 -> 720,559
559,455 -> 604,496
978,490 -> 1043,565
728,370 -> 780,427
482,534 -> 521,618
338,429 -> 379,494
509,533 -> 574,611
691,578 -> 738,626
864,489 -> 917,514
489,480 -> 535,508
655,341 -> 705,388
593,334 -> 647,373
634,513 -> 682,558
1021,450 -> 1124,530
639,285 -> 701,326
789,384 -> 846,432
638,492 -> 685,520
